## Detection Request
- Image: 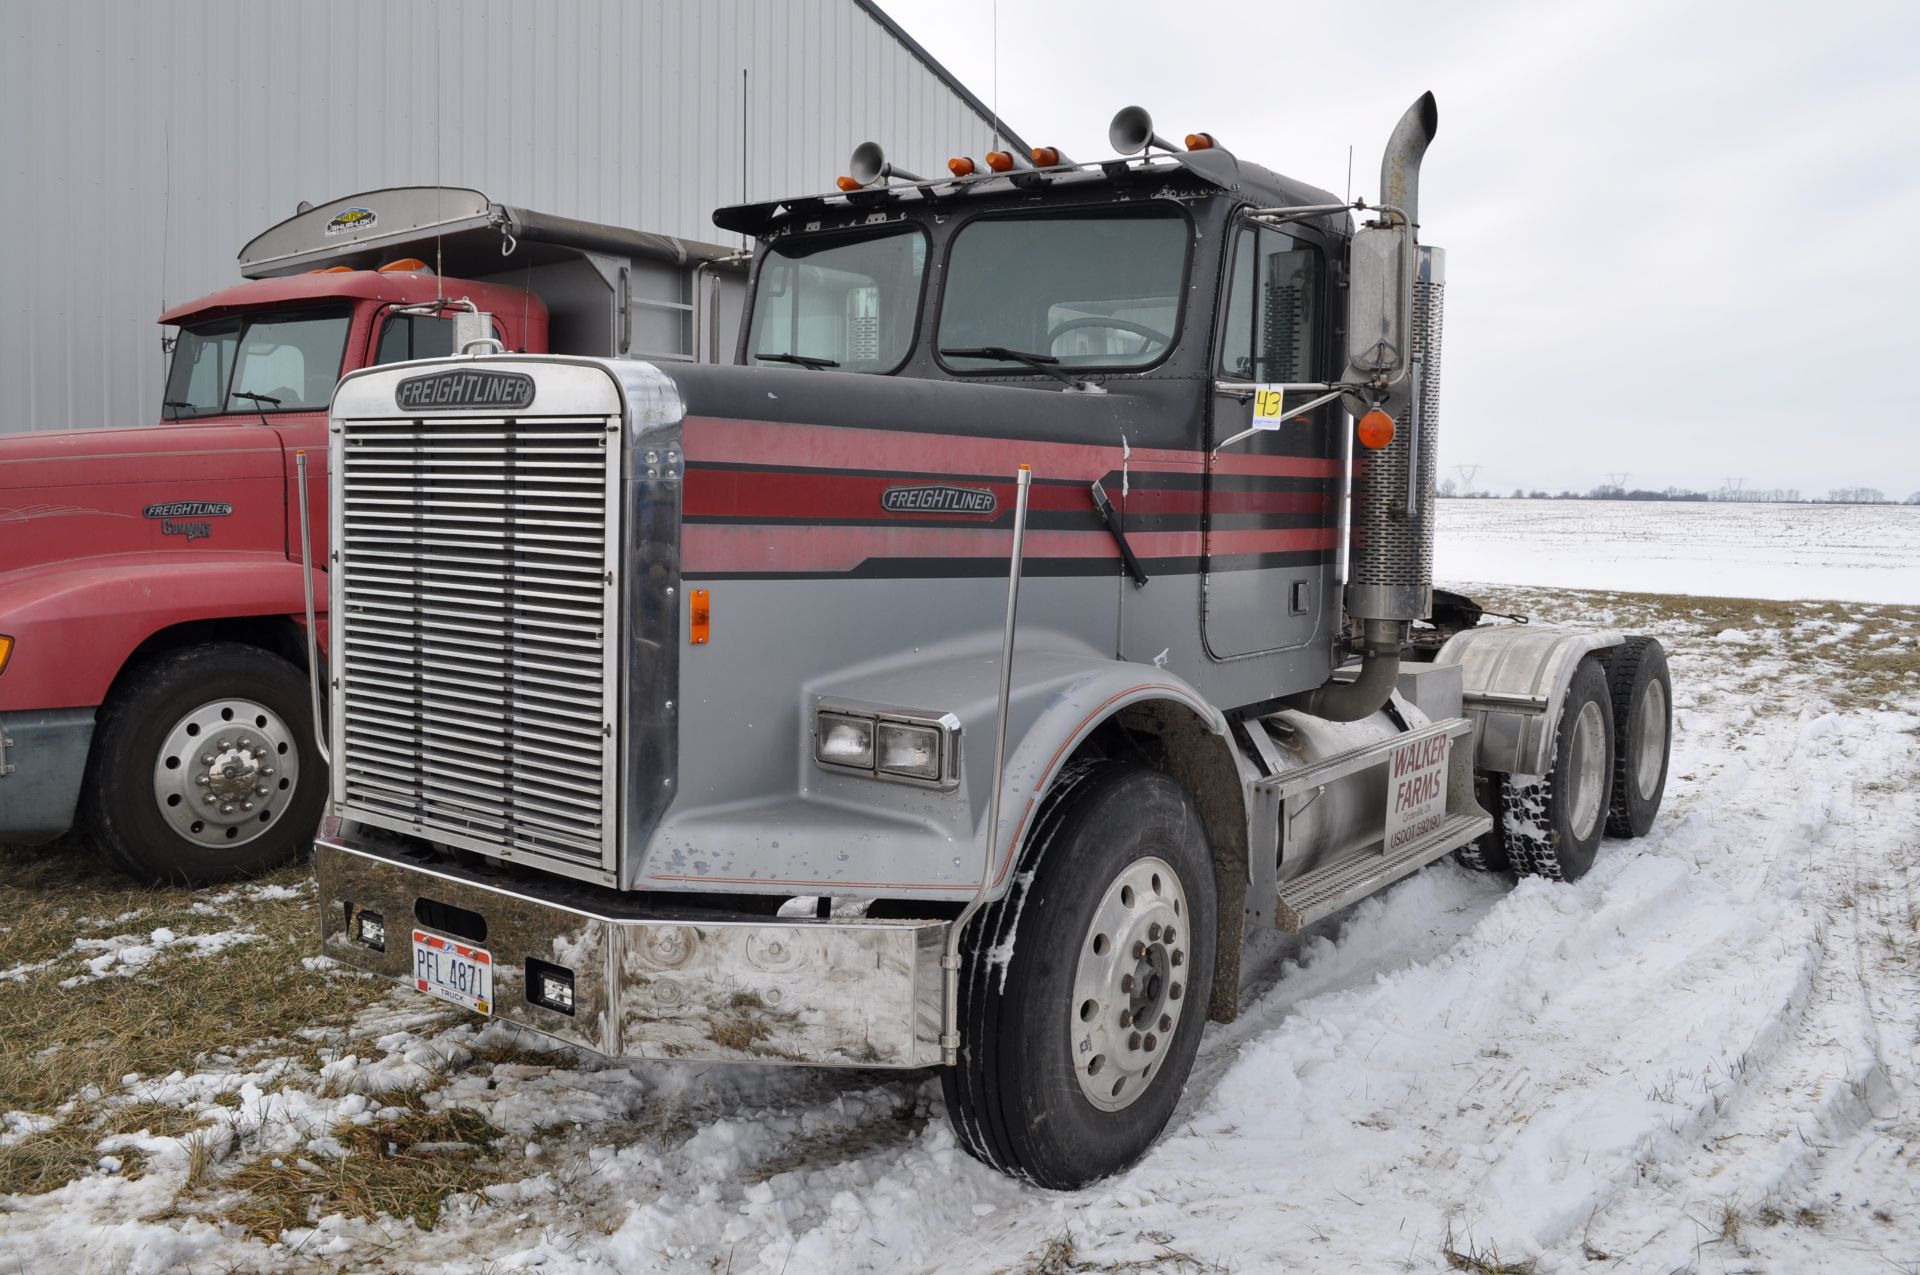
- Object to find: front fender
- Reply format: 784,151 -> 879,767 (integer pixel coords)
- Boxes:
0,552 -> 325,711
1435,625 -> 1625,775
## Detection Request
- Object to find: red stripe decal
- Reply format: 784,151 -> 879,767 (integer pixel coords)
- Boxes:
684,416 -> 1339,481
683,524 -> 1336,574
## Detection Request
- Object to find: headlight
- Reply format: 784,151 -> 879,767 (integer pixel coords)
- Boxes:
814,713 -> 876,768
876,721 -> 942,781
813,704 -> 958,788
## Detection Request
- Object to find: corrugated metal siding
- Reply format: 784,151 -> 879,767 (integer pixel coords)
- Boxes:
0,0 -> 1016,435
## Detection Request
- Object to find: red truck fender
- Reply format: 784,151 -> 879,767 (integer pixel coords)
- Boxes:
0,551 -> 326,712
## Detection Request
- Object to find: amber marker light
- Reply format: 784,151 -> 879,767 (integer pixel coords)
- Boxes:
690,589 -> 711,645
984,150 -> 1015,172
0,634 -> 13,676
377,257 -> 430,272
835,175 -> 863,192
948,156 -> 977,177
1184,132 -> 1218,151
1031,146 -> 1064,167
1356,409 -> 1397,450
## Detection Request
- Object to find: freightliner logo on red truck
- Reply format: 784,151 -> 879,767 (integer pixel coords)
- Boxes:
395,370 -> 536,411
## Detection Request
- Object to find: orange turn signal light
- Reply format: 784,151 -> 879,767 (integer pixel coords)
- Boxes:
984,150 -> 1016,173
0,634 -> 12,676
1031,146 -> 1064,167
835,175 -> 863,192
1356,409 -> 1397,450
947,156 -> 976,177
377,257 -> 429,272
306,265 -> 354,274
1184,132 -> 1217,151
689,589 -> 711,645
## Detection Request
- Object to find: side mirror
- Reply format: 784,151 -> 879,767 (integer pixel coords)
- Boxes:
1344,221 -> 1414,387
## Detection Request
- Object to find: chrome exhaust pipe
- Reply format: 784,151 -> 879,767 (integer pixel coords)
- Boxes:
1379,91 -> 1438,230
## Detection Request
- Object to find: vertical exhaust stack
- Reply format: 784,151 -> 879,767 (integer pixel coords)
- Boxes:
1285,93 -> 1441,723
1347,92 -> 1443,629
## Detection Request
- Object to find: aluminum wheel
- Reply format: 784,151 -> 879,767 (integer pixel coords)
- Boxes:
1635,678 -> 1668,801
1069,854 -> 1191,1112
1566,698 -> 1608,842
152,698 -> 301,850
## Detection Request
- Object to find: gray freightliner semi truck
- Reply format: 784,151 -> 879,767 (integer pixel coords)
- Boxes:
311,94 -> 1674,1187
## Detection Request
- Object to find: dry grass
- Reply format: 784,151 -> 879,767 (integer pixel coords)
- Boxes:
0,840 -> 388,1197
1014,1233 -> 1228,1274
211,1089 -> 507,1237
1441,1223 -> 1537,1275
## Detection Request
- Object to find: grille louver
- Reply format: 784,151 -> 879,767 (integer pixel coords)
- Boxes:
334,414 -> 621,881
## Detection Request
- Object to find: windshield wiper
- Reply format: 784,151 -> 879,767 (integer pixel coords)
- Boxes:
755,352 -> 839,370
940,346 -> 1081,389
230,390 -> 281,428
162,399 -> 195,421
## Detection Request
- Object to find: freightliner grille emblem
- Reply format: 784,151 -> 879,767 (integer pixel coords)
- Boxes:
394,369 -> 536,411
881,484 -> 998,515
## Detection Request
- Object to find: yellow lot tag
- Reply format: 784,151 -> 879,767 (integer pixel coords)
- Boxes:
1251,384 -> 1287,430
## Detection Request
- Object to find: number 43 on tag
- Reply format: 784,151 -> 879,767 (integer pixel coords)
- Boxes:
1251,385 -> 1288,430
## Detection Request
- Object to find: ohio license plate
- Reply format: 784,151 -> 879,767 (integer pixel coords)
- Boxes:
411,930 -> 493,1015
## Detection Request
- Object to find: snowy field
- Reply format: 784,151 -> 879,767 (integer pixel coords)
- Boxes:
1437,499 -> 1920,604
3,585 -> 1919,1273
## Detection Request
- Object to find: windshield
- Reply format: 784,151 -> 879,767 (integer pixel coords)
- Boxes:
746,226 -> 926,373
939,209 -> 1188,372
162,306 -> 351,418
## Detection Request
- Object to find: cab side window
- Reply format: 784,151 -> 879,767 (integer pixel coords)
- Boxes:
1218,225 -> 1322,382
374,314 -> 459,365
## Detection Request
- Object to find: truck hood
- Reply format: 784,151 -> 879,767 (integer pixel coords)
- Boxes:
0,422 -> 293,577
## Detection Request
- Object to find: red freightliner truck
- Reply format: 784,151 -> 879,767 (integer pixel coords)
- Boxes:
0,188 -> 743,880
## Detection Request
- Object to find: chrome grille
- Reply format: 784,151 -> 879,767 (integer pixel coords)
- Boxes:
334,413 -> 620,880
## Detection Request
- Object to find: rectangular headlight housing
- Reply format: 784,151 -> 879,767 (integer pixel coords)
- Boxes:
813,703 -> 959,789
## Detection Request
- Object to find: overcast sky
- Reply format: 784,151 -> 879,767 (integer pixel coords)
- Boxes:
880,0 -> 1920,498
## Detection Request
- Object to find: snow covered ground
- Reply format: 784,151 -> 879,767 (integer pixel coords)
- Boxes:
3,587 -> 1917,1274
1437,500 -> 1920,604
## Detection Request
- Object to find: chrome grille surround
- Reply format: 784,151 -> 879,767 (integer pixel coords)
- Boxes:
330,361 -> 625,886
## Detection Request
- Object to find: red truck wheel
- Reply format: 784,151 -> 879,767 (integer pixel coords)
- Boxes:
83,643 -> 325,885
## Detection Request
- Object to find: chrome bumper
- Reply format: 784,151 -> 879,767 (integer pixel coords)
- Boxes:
315,832 -> 945,1068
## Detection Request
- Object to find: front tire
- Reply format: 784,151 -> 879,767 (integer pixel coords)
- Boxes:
942,762 -> 1217,1189
84,642 -> 324,885
1503,656 -> 1614,882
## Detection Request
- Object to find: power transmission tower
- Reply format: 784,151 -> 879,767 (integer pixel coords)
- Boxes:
1454,464 -> 1481,495
1604,471 -> 1631,490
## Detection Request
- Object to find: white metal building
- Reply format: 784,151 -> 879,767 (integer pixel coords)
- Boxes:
0,0 -> 1025,435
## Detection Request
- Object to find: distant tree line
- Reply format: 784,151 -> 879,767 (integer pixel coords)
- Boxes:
1436,478 -> 1919,505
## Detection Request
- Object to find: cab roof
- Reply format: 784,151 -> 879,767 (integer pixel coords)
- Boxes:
711,147 -> 1350,239
156,271 -> 542,328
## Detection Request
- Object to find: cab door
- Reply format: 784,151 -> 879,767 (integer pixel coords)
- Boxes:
1203,223 -> 1341,658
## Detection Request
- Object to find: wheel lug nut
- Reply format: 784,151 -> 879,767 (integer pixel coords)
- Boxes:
201,754 -> 215,766
203,795 -> 216,805
219,803 -> 235,814
1129,1032 -> 1143,1050
241,802 -> 254,812
1132,941 -> 1147,959
1148,922 -> 1162,941
1144,1033 -> 1158,1052
1118,1009 -> 1133,1028
262,767 -> 275,777
1120,974 -> 1135,994
217,739 -> 231,750
1171,950 -> 1184,967
1159,1014 -> 1172,1033
1164,928 -> 1177,947
255,785 -> 269,796
1170,981 -> 1184,1001
195,775 -> 210,787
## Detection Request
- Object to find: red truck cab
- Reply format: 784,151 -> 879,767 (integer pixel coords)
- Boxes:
0,267 -> 547,880
1,185 -> 742,881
